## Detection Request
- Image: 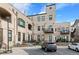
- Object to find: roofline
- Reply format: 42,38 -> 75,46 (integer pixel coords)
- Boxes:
46,4 -> 56,7
9,3 -> 28,17
56,22 -> 70,24
72,19 -> 79,27
27,13 -> 47,17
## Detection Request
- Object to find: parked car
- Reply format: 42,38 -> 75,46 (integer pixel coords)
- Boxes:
68,43 -> 79,52
41,42 -> 57,52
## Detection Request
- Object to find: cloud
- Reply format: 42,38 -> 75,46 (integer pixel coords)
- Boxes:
56,3 -> 76,10
12,3 -> 31,15
39,3 -> 71,14
39,3 -> 53,14
56,3 -> 70,10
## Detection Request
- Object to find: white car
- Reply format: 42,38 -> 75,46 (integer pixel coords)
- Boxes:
68,43 -> 79,52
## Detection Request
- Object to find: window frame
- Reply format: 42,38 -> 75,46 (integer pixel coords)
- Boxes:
49,15 -> 52,20
42,16 -> 45,21
18,32 -> 21,41
8,30 -> 12,41
37,16 -> 40,21
38,26 -> 40,31
18,18 -> 25,28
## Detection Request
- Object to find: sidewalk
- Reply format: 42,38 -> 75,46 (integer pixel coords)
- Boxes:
1,47 -> 29,55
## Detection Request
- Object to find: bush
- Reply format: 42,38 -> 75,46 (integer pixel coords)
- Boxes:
61,39 -> 65,42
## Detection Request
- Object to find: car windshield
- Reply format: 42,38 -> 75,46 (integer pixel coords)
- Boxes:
47,42 -> 55,44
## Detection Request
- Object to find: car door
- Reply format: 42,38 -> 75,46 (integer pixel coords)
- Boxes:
77,44 -> 79,50
70,43 -> 75,49
72,43 -> 77,50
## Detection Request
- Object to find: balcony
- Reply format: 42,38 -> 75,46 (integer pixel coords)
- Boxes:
43,28 -> 54,33
60,30 -> 70,34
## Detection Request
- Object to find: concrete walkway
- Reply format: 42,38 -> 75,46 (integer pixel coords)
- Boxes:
1,47 -> 28,55
1,46 -> 41,55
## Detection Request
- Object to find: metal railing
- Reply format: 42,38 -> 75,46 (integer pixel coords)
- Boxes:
43,28 -> 54,33
60,30 -> 70,34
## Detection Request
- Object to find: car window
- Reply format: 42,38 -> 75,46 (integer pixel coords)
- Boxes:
48,42 -> 55,44
72,43 -> 77,45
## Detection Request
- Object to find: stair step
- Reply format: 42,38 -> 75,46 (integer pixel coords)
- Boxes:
0,48 -> 7,54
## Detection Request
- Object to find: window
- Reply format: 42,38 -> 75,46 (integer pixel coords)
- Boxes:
18,32 -> 21,41
23,33 -> 25,42
28,24 -> 32,30
37,35 -> 40,41
37,16 -> 40,21
42,16 -> 45,21
18,18 -> 25,28
72,43 -> 77,45
55,28 -> 57,31
38,26 -> 40,31
49,15 -> 52,20
28,34 -> 30,42
49,7 -> 52,9
8,30 -> 12,41
42,26 -> 44,30
49,35 -> 52,42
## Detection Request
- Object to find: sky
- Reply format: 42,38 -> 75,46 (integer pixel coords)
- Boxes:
12,3 -> 79,25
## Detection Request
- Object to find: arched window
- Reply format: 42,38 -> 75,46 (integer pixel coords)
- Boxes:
18,18 -> 25,28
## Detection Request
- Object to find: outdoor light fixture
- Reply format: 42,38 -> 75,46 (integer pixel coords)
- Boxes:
6,16 -> 10,52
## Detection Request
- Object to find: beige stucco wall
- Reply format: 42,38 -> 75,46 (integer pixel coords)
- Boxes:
0,3 -> 33,47
0,3 -> 71,49
0,3 -> 16,47
27,4 -> 56,42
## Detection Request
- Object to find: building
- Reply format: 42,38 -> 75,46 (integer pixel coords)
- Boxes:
71,19 -> 79,42
0,3 -> 71,49
55,22 -> 71,42
27,4 -> 71,43
0,3 -> 32,49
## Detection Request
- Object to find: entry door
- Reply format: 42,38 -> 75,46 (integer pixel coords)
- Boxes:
23,33 -> 25,43
0,28 -> 3,48
28,34 -> 30,42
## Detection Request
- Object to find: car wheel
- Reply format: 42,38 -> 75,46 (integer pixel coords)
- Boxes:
41,47 -> 43,49
75,48 -> 79,52
54,49 -> 57,52
45,48 -> 47,52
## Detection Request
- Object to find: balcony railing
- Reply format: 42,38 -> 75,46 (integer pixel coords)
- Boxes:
43,28 -> 54,33
60,30 -> 70,34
